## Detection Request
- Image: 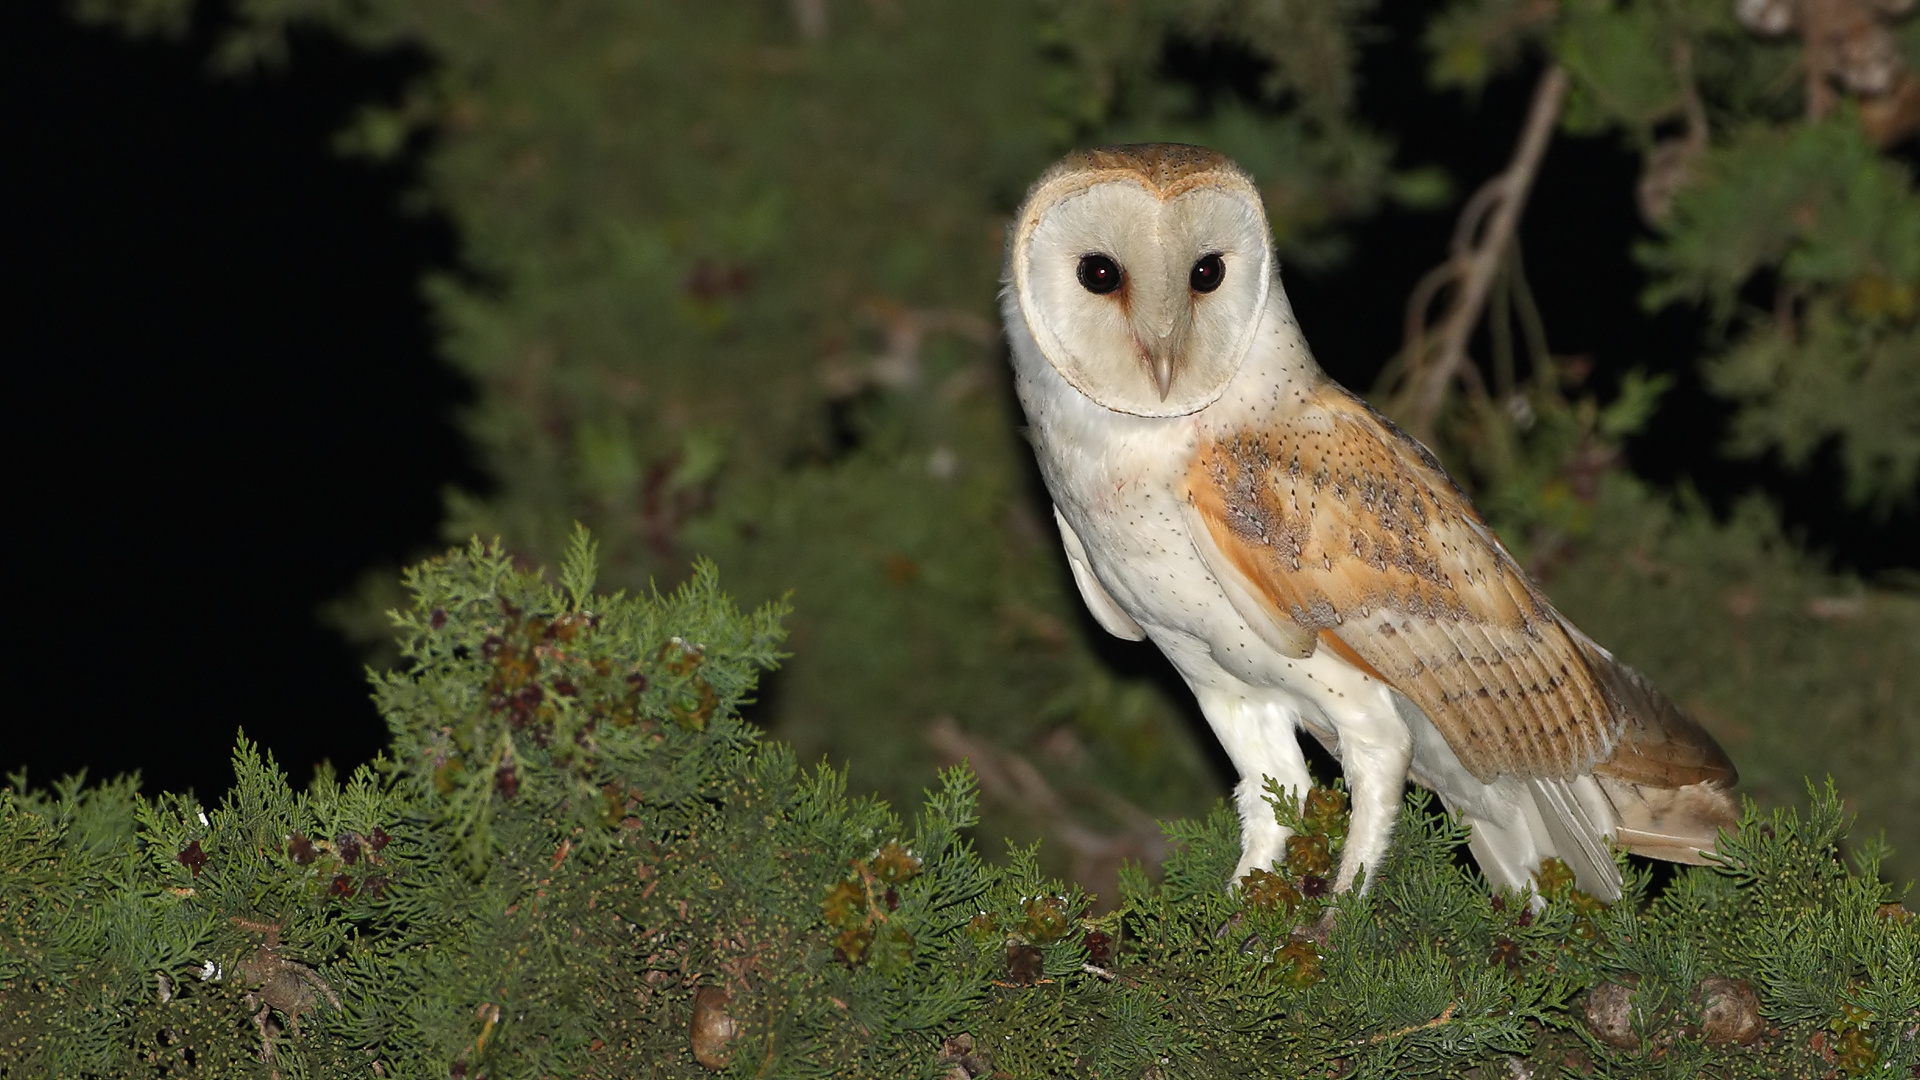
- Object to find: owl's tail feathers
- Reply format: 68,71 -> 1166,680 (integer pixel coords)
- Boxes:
1397,692 -> 1629,904
1564,629 -> 1742,864
1597,776 -> 1741,866
1564,625 -> 1739,789
1454,776 -> 1625,905
1458,772 -> 1739,906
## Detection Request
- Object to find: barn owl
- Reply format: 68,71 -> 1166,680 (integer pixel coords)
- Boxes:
1002,144 -> 1738,902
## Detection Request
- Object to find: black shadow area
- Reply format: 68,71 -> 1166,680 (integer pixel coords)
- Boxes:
1,2 -> 480,798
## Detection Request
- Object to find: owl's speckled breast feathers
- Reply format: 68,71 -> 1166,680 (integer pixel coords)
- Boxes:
1002,142 -> 1738,902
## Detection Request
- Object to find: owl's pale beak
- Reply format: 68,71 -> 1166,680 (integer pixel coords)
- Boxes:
1129,329 -> 1180,401
1134,262 -> 1190,401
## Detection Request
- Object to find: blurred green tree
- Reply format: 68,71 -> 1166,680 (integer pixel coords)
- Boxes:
74,0 -> 1919,885
73,0 -> 1423,893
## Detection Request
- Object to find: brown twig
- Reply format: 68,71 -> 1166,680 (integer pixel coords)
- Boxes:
1079,961 -> 1146,989
1638,40 -> 1711,225
790,0 -> 828,42
1676,41 -> 1709,144
1392,65 -> 1569,443
1803,0 -> 1837,121
1365,1002 -> 1459,1044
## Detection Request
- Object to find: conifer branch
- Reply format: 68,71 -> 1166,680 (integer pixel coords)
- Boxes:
1392,65 -> 1569,442
926,716 -> 1166,902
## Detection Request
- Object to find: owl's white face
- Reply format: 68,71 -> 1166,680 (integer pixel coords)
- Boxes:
1010,150 -> 1272,417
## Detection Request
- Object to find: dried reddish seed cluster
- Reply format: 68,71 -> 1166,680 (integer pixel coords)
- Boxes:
282,828 -> 397,901
429,600 -> 723,801
962,893 -> 1120,988
1240,783 -> 1348,932
1082,928 -> 1112,968
481,606 -> 601,734
1488,936 -> 1525,973
820,840 -> 923,965
173,823 -> 396,905
474,602 -> 704,758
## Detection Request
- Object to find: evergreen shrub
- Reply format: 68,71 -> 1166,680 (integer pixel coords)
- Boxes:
2,535 -> 1913,1078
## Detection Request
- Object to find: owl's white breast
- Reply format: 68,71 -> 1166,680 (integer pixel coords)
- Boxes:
1003,284 -> 1345,704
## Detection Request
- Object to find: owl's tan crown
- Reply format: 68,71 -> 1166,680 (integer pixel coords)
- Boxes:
1028,143 -> 1253,204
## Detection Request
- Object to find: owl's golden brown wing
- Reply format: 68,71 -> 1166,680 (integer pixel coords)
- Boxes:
1183,383 -> 1735,794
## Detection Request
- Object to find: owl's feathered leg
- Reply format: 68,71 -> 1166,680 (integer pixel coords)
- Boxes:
1190,685 -> 1313,884
1325,688 -> 1415,894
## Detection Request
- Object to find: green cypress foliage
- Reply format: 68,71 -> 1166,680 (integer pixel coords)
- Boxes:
2,538 -> 1915,1077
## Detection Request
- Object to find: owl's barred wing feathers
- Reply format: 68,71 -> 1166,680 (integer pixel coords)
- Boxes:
1181,384 -> 1737,859
1183,386 -> 1614,781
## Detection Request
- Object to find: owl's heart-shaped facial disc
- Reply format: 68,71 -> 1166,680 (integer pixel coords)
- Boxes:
1009,146 -> 1271,417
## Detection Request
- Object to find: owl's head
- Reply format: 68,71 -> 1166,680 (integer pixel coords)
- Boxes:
1007,144 -> 1273,417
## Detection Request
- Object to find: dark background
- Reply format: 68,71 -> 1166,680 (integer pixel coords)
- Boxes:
4,0 -> 1911,799
2,1 -> 478,798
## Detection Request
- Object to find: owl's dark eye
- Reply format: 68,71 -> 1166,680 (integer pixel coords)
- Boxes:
1077,254 -> 1124,295
1190,253 -> 1225,293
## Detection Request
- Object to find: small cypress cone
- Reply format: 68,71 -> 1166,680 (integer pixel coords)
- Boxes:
690,986 -> 740,1070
